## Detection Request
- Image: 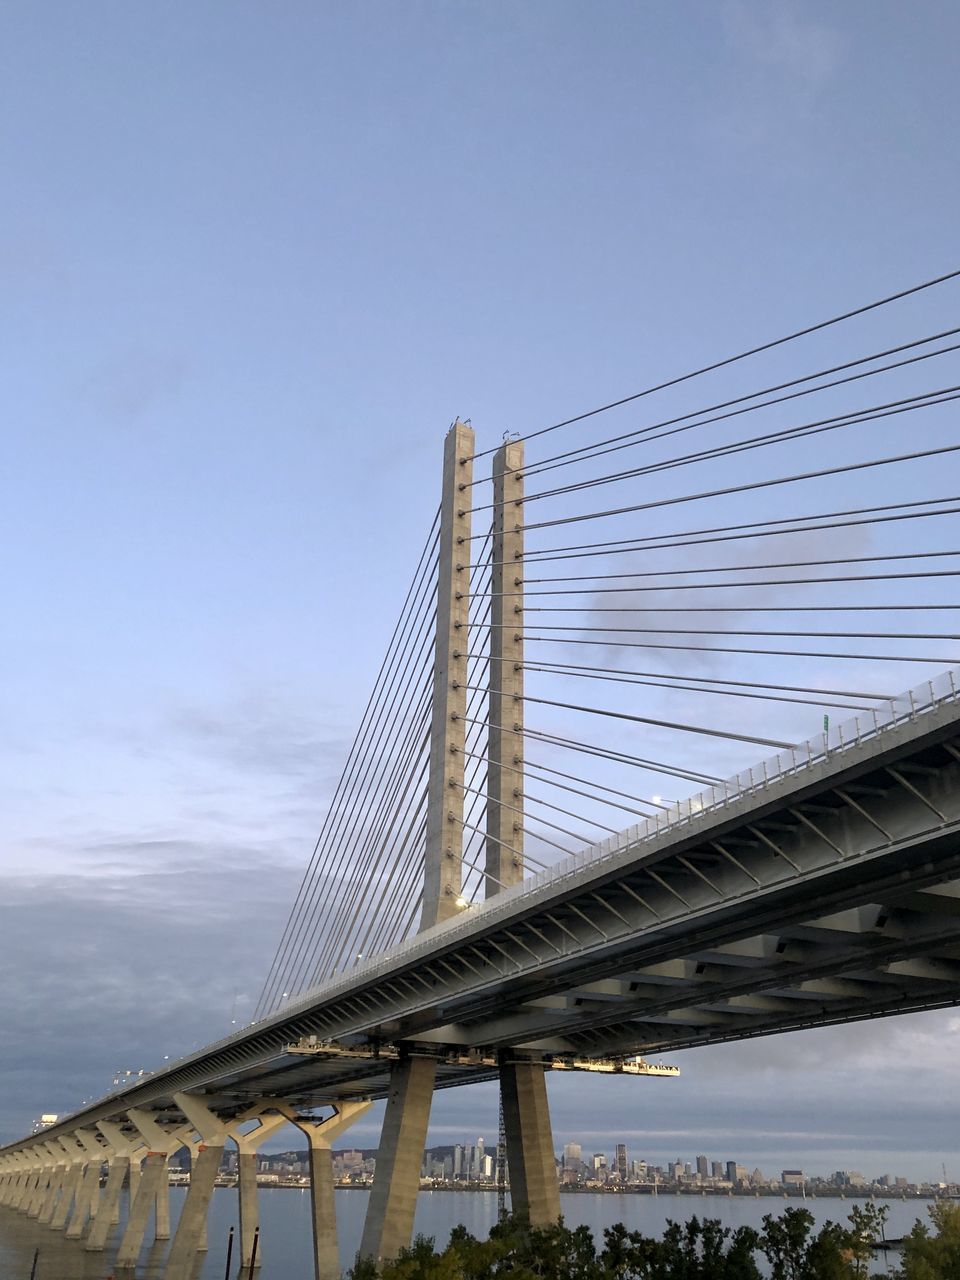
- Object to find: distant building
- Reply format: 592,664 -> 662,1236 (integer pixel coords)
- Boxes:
696,1155 -> 709,1180
781,1170 -> 804,1188
711,1161 -> 724,1180
616,1144 -> 628,1181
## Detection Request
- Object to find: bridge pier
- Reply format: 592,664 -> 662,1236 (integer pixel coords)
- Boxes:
230,1104 -> 291,1270
500,1056 -> 561,1226
292,1099 -> 372,1280
24,1157 -> 48,1216
86,1118 -> 144,1251
64,1131 -> 104,1238
37,1147 -> 65,1223
162,1091 -> 230,1280
119,1108 -> 194,1266
360,1052 -> 437,1266
115,1151 -> 167,1269
49,1140 -> 83,1230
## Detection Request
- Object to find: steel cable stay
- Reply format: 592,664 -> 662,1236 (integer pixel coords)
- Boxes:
455,776 -> 621,839
454,776 -> 606,846
468,697 -> 795,750
262,597 -> 439,1010
468,264 -> 960,460
519,623 -> 960,641
329,631 -> 495,971
461,715 -> 723,786
504,657 -> 894,701
292,682 -> 433,992
255,517 -> 440,1017
465,384 -> 960,515
324,775 -> 430,980
265,527 -> 495,1004
306,598 -> 493,984
517,666 -> 876,712
512,497 -> 960,565
305,689 -> 435,986
522,548 -> 960,585
260,565 -> 439,1007
524,759 -> 670,814
507,568 -> 960,595
460,746 -> 670,825
457,816 -> 559,872
257,611 -> 434,1010
504,443 -> 960,540
274,553 -> 454,997
461,747 -> 669,823
329,770 -> 431,979
506,328 -> 960,482
523,633 -> 958,664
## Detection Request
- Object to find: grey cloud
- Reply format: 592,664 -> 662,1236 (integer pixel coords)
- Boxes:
0,847 -> 300,1143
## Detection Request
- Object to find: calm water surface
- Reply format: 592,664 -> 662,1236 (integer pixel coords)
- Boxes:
0,1188 -> 933,1280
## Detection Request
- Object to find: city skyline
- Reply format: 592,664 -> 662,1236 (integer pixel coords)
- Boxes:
252,1137 -> 951,1196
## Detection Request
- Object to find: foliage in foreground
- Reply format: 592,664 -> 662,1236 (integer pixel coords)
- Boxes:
348,1202 -> 960,1280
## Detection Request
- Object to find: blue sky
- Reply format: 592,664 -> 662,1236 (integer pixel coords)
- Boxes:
2,1 -> 960,1181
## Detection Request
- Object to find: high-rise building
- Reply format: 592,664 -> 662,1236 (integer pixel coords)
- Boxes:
696,1155 -> 709,1180
454,1145 -> 463,1178
563,1142 -> 582,1170
474,1138 -> 485,1180
712,1161 -> 724,1180
616,1144 -> 628,1181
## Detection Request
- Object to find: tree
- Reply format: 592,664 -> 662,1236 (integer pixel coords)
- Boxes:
846,1203 -> 889,1280
902,1199 -> 960,1280
761,1207 -> 817,1280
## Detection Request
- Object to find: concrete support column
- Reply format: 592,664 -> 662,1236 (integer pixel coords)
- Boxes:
115,1152 -> 166,1269
292,1100 -> 372,1280
4,1157 -> 29,1208
37,1149 -> 66,1224
155,1167 -> 171,1240
50,1154 -> 83,1230
127,1152 -> 141,1211
500,1056 -> 560,1226
19,1166 -> 38,1215
26,1159 -> 51,1218
88,1118 -> 144,1247
162,1091 -> 229,1280
128,1107 -> 194,1248
65,1133 -> 105,1239
360,1053 -> 437,1264
86,1154 -> 129,1251
164,1143 -> 222,1278
230,1105 -> 292,1270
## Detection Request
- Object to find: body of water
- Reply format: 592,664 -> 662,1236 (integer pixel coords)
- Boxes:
0,1187 -> 935,1279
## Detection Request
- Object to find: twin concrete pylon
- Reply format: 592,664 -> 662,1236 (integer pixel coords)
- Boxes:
360,422 -> 560,1266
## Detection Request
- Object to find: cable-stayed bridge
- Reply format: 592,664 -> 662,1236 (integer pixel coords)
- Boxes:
2,269 -> 960,1279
